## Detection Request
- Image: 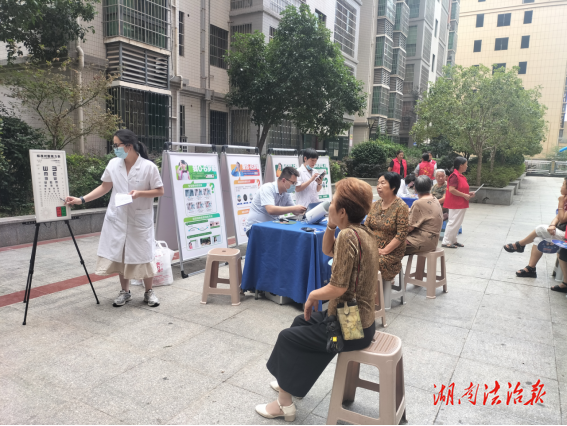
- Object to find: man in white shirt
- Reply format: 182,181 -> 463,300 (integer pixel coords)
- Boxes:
295,148 -> 323,207
245,167 -> 307,235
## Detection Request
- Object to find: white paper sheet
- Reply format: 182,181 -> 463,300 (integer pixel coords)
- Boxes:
473,184 -> 485,194
115,193 -> 133,207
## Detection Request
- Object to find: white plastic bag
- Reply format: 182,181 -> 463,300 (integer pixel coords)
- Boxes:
153,240 -> 174,286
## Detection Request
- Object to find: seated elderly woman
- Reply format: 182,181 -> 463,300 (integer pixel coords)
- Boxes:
256,178 -> 378,422
503,176 -> 567,282
366,172 -> 409,282
405,176 -> 444,255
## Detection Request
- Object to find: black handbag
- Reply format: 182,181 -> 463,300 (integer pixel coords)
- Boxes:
557,222 -> 567,232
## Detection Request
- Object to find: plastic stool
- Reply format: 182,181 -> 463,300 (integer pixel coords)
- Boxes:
375,272 -> 387,327
380,268 -> 406,310
327,331 -> 406,425
201,248 -> 242,306
554,258 -> 564,283
405,248 -> 447,299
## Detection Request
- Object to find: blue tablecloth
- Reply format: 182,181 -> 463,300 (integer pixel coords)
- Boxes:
401,196 -> 417,207
242,221 -> 332,307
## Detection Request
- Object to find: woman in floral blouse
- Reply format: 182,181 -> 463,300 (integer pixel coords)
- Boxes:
366,172 -> 409,281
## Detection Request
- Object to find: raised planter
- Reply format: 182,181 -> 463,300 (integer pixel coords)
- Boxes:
0,205 -> 158,248
509,180 -> 520,195
469,185 -> 514,206
331,177 -> 376,194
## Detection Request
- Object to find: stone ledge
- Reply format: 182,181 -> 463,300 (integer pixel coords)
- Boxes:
469,185 -> 514,206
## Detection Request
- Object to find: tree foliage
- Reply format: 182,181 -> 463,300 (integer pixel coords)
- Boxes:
411,65 -> 546,185
0,0 -> 98,63
225,4 -> 366,153
0,59 -> 121,150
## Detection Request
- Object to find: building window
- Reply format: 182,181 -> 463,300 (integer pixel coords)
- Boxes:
103,0 -> 171,50
521,35 -> 530,48
231,0 -> 253,10
497,13 -> 511,27
210,111 -> 228,145
403,64 -> 415,94
231,23 -> 252,45
107,42 -> 169,89
371,86 -> 388,116
408,0 -> 420,19
268,119 -> 301,149
269,26 -> 277,40
473,40 -> 482,52
210,25 -> 228,69
493,63 -> 506,74
334,0 -> 357,58
435,19 -> 438,37
476,14 -> 484,28
108,87 -> 171,152
179,11 -> 184,57
523,0 -> 534,3
407,25 -> 417,57
431,54 -> 435,71
495,37 -> 509,51
518,61 -> 527,74
315,9 -> 326,24
478,0 -> 485,2
374,36 -> 393,69
524,11 -> 533,24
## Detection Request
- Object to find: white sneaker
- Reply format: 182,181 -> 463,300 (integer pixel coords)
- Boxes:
113,290 -> 132,307
144,289 -> 160,307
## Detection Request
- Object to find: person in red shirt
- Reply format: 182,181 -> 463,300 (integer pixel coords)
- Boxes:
388,150 -> 407,178
442,157 -> 475,248
416,153 -> 435,179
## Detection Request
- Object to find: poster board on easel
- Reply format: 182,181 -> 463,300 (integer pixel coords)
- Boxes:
220,145 -> 263,247
155,143 -> 228,278
29,150 -> 72,223
299,150 -> 333,202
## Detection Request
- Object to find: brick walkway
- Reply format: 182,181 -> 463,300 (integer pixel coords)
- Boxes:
1,176 -> 566,424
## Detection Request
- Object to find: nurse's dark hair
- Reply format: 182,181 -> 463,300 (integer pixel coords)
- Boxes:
333,178 -> 373,223
452,156 -> 468,171
114,129 -> 149,160
379,171 -> 401,195
302,148 -> 319,161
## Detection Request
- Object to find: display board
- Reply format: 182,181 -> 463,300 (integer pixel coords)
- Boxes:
314,156 -> 333,201
264,154 -> 300,204
155,151 -> 228,269
220,153 -> 263,246
29,150 -> 71,223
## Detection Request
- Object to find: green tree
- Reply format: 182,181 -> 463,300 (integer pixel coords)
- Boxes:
225,4 -> 366,154
0,0 -> 98,63
0,59 -> 121,150
411,65 -> 546,185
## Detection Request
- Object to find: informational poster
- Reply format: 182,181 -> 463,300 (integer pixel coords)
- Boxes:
314,155 -> 333,201
220,153 -> 263,246
29,150 -> 71,223
156,151 -> 228,265
264,154 -> 300,204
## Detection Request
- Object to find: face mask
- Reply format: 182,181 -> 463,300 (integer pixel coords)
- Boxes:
306,165 -> 313,171
114,147 -> 128,159
286,183 -> 296,194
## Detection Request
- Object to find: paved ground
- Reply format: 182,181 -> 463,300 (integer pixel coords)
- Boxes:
1,176 -> 567,425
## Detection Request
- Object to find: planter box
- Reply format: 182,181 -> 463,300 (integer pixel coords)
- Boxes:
0,205 -> 158,248
331,177 -> 376,194
509,180 -> 520,195
469,185 -> 514,206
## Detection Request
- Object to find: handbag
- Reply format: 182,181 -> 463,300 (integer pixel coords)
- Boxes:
336,230 -> 365,341
557,222 -> 567,232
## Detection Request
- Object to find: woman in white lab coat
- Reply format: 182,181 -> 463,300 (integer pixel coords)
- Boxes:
65,129 -> 165,307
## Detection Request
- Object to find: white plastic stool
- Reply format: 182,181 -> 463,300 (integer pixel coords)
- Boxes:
380,267 -> 406,310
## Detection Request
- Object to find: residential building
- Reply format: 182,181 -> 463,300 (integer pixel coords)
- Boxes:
456,0 -> 567,157
1,0 -> 362,158
354,0 -> 458,147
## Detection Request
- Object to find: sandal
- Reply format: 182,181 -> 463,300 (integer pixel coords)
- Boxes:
516,265 -> 537,278
504,241 -> 525,253
454,242 -> 464,247
551,284 -> 567,293
442,244 -> 458,249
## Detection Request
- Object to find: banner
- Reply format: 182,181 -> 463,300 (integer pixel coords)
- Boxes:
221,153 -> 263,246
314,156 -> 333,201
156,151 -> 228,264
264,154 -> 300,204
29,150 -> 71,223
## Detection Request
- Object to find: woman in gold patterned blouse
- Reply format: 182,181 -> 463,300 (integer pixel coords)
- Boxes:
366,172 -> 409,283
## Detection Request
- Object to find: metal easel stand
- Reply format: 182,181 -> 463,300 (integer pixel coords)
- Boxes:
22,220 -> 99,325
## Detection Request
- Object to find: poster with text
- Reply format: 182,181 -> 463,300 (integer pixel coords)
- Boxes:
264,155 -> 299,204
225,154 -> 263,244
167,152 -> 227,261
314,156 -> 332,201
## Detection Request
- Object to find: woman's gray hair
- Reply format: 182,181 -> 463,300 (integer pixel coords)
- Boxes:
415,175 -> 433,195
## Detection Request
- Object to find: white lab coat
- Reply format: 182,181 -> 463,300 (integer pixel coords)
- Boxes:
97,155 -> 163,264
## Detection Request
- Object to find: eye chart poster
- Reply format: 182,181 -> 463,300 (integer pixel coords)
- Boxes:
29,150 -> 71,223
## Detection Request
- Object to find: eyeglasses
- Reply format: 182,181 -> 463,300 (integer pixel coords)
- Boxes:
112,143 -> 124,149
285,178 -> 297,185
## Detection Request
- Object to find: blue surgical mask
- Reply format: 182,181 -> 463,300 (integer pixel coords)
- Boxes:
114,147 -> 128,159
306,165 -> 313,171
286,183 -> 296,194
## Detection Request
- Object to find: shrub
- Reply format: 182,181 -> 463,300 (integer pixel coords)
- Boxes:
0,115 -> 48,216
330,159 -> 347,182
350,140 -> 387,165
67,154 -> 114,209
465,163 -> 525,188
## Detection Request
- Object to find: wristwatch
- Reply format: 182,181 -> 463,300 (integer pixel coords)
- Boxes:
80,196 -> 86,204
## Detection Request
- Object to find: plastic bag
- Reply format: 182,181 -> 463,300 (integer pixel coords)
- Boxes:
153,240 -> 174,286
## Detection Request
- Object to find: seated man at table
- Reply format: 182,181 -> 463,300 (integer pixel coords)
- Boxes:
405,175 -> 443,255
245,167 -> 307,235
398,173 -> 416,198
431,169 -> 449,221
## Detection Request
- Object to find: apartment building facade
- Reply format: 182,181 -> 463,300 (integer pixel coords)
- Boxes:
354,0 -> 459,147
456,0 -> 567,157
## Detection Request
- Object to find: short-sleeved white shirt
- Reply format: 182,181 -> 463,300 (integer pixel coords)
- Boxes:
295,164 -> 320,207
246,181 -> 295,227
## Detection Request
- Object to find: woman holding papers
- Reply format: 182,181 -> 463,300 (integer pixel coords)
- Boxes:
442,157 -> 475,249
65,129 -> 164,307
